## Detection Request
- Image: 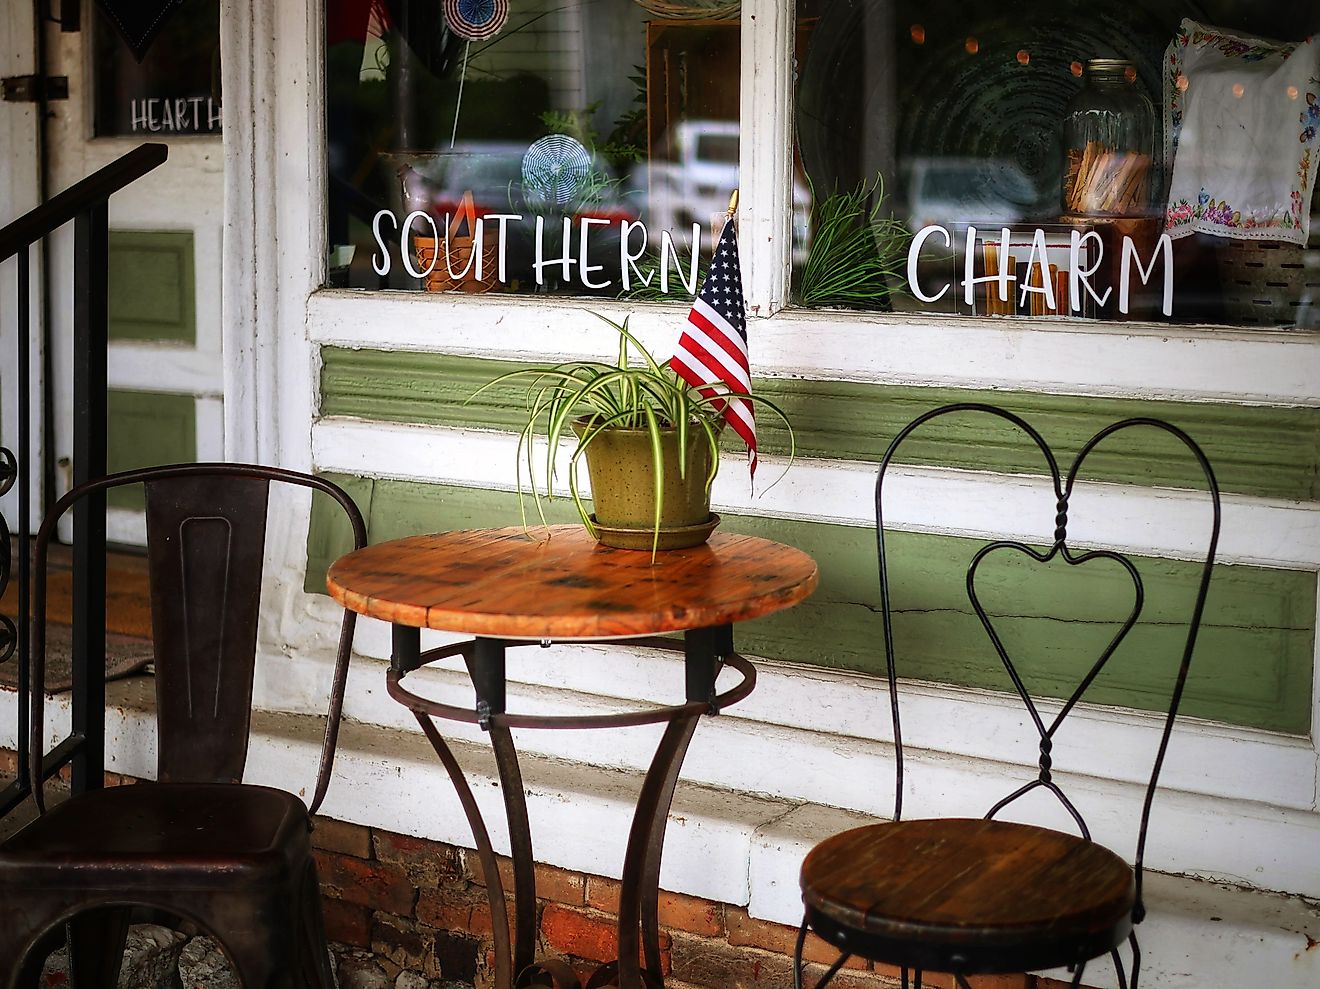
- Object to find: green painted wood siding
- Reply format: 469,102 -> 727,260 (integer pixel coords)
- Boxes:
318,349 -> 1320,502
107,390 -> 197,510
107,231 -> 196,343
307,476 -> 1314,734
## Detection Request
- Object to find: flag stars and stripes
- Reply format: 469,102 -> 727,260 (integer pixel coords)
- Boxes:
669,216 -> 758,479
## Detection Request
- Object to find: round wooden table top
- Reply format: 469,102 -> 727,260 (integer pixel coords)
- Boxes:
326,525 -> 819,639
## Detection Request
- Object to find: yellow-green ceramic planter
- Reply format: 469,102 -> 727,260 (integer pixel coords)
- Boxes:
573,418 -> 718,549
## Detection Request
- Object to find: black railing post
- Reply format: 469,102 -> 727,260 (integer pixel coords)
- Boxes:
16,247 -> 33,790
0,144 -> 165,817
69,202 -> 109,794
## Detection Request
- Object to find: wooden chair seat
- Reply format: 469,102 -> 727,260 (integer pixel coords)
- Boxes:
800,819 -> 1136,974
0,783 -> 309,888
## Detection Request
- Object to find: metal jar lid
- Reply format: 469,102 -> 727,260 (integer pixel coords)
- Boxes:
1086,58 -> 1137,76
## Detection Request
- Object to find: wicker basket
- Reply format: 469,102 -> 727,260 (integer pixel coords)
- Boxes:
1214,239 -> 1320,328
632,0 -> 740,19
414,191 -> 498,294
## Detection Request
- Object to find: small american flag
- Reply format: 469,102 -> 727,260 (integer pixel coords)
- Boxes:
669,216 -> 757,478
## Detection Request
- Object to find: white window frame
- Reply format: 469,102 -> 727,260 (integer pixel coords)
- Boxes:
220,0 -> 1320,905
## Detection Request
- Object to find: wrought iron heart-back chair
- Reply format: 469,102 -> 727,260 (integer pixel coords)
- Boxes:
793,404 -> 1221,989
0,463 -> 367,988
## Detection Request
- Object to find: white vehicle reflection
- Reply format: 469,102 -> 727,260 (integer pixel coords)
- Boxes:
645,120 -> 810,262
899,157 -> 1037,239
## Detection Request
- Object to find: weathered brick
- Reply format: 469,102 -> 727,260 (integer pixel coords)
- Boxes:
1035,979 -> 1101,989
658,891 -> 724,938
434,930 -> 482,984
372,913 -> 441,980
375,830 -> 463,889
540,903 -> 671,974
803,965 -> 910,989
541,904 -> 619,964
322,898 -> 372,948
669,930 -> 796,989
586,876 -> 725,938
0,748 -> 17,776
315,850 -> 418,917
465,850 -> 585,906
962,976 -> 1033,989
417,885 -> 497,939
726,908 -> 867,970
312,816 -> 373,859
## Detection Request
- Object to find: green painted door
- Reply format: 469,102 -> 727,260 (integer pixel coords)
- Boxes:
38,9 -> 225,544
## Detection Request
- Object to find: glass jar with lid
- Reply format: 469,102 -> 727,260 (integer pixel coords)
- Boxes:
1061,58 -> 1156,216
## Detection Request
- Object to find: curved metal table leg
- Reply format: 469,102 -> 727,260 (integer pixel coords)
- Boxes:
390,625 -> 750,989
613,624 -> 732,989
490,724 -> 537,981
615,712 -> 702,989
413,711 -> 517,989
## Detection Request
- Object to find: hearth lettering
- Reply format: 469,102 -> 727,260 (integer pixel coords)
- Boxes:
130,97 -> 222,133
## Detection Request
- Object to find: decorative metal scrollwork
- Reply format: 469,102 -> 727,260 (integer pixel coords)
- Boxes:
0,446 -> 16,663
0,447 -> 15,496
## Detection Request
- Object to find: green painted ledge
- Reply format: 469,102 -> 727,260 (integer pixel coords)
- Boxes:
307,476 -> 1315,734
319,349 -> 1320,502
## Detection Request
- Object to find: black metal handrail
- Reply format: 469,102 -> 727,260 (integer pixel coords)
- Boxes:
0,144 -> 166,262
0,143 -> 167,819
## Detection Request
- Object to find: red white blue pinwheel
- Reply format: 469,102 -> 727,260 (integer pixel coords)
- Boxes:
443,0 -> 508,42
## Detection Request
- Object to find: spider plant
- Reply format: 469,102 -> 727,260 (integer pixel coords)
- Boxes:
469,312 -> 796,557
798,174 -> 912,309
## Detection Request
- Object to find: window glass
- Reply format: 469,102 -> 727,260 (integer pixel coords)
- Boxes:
325,0 -> 741,298
92,3 -> 222,137
795,1 -> 1320,327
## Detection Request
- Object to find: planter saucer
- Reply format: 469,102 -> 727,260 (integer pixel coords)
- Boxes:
588,513 -> 721,551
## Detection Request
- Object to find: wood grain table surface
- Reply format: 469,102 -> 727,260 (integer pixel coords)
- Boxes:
327,525 -> 819,639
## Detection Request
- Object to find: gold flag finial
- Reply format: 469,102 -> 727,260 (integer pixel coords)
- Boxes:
727,189 -> 739,216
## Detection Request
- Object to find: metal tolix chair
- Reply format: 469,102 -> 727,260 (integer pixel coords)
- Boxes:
793,404 -> 1221,989
0,463 -> 366,988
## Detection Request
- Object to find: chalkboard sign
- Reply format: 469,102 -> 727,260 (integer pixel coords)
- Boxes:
93,1 -> 221,137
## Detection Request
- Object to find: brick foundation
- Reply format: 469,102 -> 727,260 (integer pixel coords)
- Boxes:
308,817 -> 1098,989
0,751 -> 1099,988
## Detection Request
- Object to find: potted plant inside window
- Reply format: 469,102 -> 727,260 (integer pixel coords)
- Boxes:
472,313 -> 794,557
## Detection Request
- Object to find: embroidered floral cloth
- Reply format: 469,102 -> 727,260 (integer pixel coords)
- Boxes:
1164,19 -> 1320,245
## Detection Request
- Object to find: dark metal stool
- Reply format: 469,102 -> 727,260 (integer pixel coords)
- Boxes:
794,404 -> 1221,989
0,463 -> 367,988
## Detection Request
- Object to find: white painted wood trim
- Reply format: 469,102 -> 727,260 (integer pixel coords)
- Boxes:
741,0 -> 796,315
0,1 -> 46,532
311,419 -> 1313,568
219,0 -> 263,464
275,619 -> 1318,822
222,0 -> 324,468
107,343 -> 225,396
305,290 -> 1320,405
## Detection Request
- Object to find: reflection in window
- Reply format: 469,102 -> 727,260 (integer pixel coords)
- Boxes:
324,0 -> 741,299
795,0 -> 1320,327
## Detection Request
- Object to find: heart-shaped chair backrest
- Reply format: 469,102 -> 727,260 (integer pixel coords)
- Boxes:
874,403 -> 1220,919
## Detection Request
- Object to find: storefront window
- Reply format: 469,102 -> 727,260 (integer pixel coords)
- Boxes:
795,1 -> 1320,327
325,0 -> 740,297
93,3 -> 222,137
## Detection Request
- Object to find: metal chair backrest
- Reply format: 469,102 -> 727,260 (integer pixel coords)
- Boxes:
29,463 -> 367,815
875,404 -> 1220,922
